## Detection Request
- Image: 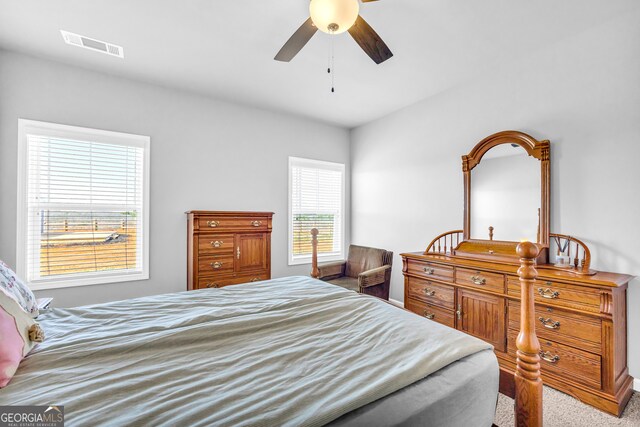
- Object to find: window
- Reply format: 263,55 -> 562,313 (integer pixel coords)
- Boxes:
17,120 -> 150,290
288,157 -> 345,265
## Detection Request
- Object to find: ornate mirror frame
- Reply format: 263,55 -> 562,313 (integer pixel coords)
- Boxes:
458,130 -> 550,263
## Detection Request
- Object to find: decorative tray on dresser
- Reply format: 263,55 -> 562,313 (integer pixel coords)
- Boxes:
186,211 -> 273,290
401,131 -> 634,417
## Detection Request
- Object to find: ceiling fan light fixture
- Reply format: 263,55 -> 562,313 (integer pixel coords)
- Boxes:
309,0 -> 360,34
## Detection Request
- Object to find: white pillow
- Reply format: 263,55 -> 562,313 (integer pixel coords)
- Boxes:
0,260 -> 38,318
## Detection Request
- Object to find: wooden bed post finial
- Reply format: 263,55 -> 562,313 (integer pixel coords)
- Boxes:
310,228 -> 320,279
515,241 -> 543,427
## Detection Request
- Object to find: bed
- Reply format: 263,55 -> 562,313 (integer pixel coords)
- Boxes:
1,276 -> 498,426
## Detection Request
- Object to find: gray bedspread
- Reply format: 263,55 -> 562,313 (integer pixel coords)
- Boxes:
1,276 -> 493,426
330,349 -> 499,427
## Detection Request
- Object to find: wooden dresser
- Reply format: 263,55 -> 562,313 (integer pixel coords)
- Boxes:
401,130 -> 634,417
186,211 -> 273,290
401,253 -> 633,416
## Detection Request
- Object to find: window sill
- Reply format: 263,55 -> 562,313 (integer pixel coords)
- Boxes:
28,272 -> 149,291
288,255 -> 344,266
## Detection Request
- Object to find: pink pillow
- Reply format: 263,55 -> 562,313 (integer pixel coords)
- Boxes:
0,288 -> 44,387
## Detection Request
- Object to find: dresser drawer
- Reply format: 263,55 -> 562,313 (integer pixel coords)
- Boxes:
197,273 -> 269,289
508,330 -> 601,389
198,216 -> 269,231
198,234 -> 235,254
407,277 -> 455,309
456,267 -> 504,293
405,298 -> 455,328
198,254 -> 235,274
509,301 -> 601,353
407,260 -> 453,282
507,277 -> 601,313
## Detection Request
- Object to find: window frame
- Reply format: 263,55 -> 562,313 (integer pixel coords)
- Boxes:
288,156 -> 345,266
16,119 -> 151,290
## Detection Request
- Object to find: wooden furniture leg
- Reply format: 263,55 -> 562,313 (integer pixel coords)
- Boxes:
515,241 -> 543,427
310,228 -> 319,279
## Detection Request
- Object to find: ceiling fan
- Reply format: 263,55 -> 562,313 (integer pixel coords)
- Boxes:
274,0 -> 393,65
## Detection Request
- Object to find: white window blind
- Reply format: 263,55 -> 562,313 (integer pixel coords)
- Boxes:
288,157 -> 345,265
17,120 -> 150,290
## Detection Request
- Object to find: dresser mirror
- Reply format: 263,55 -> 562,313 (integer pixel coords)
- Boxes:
458,130 -> 550,263
470,143 -> 541,242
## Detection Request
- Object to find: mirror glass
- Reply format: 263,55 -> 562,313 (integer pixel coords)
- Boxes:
470,143 -> 540,242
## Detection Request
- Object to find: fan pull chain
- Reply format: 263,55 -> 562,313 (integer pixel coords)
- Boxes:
327,33 -> 332,75
328,30 -> 335,93
331,40 -> 335,93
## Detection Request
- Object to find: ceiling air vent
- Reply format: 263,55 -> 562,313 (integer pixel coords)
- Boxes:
60,30 -> 124,58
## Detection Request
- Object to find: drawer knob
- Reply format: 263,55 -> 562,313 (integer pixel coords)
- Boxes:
538,317 -> 560,329
539,350 -> 560,364
211,262 -> 223,269
207,220 -> 220,228
251,220 -> 262,227
423,311 -> 435,320
456,304 -> 462,320
538,288 -> 560,299
423,267 -> 435,275
471,275 -> 486,285
206,283 -> 219,288
423,288 -> 436,296
211,240 -> 223,248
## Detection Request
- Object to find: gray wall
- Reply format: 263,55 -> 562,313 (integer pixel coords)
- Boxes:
351,10 -> 640,379
0,50 -> 350,307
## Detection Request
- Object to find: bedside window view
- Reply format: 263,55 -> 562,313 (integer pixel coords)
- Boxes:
0,1 -> 638,426
16,120 -> 150,289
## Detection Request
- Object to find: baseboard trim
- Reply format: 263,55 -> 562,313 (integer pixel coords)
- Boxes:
389,298 -> 403,308
634,378 -> 640,392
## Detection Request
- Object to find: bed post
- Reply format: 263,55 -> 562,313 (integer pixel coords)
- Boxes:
310,228 -> 319,278
515,241 -> 543,426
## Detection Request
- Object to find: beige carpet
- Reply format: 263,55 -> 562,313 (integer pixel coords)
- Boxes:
494,386 -> 640,426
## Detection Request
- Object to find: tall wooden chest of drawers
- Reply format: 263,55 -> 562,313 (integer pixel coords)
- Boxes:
401,252 -> 634,416
187,211 -> 273,290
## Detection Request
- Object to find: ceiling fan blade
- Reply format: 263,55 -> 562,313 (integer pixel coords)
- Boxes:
274,17 -> 318,62
348,15 -> 393,64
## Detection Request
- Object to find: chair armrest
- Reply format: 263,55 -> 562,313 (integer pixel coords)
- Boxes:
358,265 -> 391,288
317,261 -> 346,280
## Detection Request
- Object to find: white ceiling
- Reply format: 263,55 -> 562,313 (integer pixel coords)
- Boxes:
0,0 -> 638,128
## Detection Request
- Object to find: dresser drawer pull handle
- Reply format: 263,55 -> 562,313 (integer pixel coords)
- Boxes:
211,240 -> 224,248
207,220 -> 220,228
471,275 -> 486,285
251,220 -> 262,227
539,351 -> 560,364
251,278 -> 260,282
538,288 -> 560,299
456,304 -> 462,320
423,289 -> 436,296
211,262 -> 223,269
423,311 -> 435,320
423,267 -> 435,275
538,317 -> 561,329
205,283 -> 220,288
